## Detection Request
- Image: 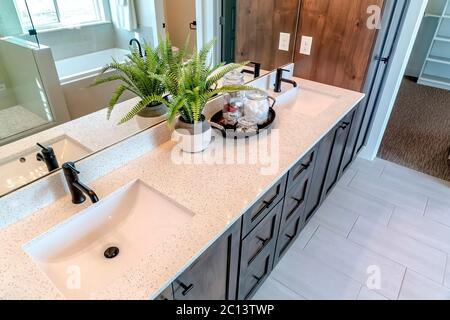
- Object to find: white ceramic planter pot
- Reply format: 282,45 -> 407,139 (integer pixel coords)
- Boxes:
174,116 -> 212,153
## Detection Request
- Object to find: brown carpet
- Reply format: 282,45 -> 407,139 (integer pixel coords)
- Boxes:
378,77 -> 450,181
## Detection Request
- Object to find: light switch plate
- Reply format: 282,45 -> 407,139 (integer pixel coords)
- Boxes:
279,32 -> 291,51
0,83 -> 6,92
300,36 -> 313,55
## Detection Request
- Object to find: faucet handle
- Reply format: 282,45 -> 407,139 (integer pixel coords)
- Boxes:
63,162 -> 80,174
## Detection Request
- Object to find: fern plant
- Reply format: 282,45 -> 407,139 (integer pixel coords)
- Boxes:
139,39 -> 257,126
91,37 -> 186,124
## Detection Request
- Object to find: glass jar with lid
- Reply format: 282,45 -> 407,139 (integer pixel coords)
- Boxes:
243,90 -> 270,125
222,71 -> 245,125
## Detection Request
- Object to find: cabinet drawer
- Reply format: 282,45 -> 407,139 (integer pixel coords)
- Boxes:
281,171 -> 311,231
242,174 -> 287,237
238,248 -> 274,300
273,209 -> 303,266
241,201 -> 282,268
287,146 -> 317,191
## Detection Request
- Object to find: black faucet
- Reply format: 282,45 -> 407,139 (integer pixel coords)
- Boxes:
36,143 -> 59,172
129,38 -> 143,57
274,68 -> 298,93
241,62 -> 261,79
62,162 -> 99,204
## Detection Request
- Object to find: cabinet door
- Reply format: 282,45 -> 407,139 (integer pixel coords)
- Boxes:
340,104 -> 363,173
322,111 -> 355,197
273,208 -> 303,266
173,220 -> 241,300
303,130 -> 335,222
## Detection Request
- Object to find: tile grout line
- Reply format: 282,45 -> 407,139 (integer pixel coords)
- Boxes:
301,223 -> 320,250
396,267 -> 408,300
346,215 -> 359,239
423,197 -> 430,217
356,285 -> 363,299
443,254 -> 448,286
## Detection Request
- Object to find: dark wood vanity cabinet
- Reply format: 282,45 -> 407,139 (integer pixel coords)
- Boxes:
170,219 -> 241,300
154,105 -> 364,301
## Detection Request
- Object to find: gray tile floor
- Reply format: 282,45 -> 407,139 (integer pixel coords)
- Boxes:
253,158 -> 450,300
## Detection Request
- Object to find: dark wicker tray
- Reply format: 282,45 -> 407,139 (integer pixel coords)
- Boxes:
210,96 -> 276,139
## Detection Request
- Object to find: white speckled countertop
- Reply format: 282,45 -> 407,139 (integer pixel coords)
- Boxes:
0,77 -> 364,300
0,97 -> 166,161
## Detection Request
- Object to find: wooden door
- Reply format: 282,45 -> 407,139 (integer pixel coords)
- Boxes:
293,0 -> 385,91
235,0 -> 300,70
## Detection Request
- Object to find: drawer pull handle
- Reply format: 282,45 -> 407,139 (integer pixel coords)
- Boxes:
340,122 -> 350,130
293,163 -> 310,180
257,236 -> 270,247
286,234 -> 295,241
262,193 -> 279,208
252,274 -> 263,282
291,196 -> 304,203
179,283 -> 194,296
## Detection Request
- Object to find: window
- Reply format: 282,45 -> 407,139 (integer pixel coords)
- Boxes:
14,0 -> 106,32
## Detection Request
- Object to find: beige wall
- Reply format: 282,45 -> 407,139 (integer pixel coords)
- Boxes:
164,0 -> 197,53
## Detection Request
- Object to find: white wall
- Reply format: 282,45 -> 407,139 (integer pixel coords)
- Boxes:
360,0 -> 429,160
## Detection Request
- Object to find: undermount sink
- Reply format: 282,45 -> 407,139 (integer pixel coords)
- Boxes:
0,135 -> 91,194
24,179 -> 194,299
271,82 -> 339,117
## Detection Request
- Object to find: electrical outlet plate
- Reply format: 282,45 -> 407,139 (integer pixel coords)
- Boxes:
300,36 -> 313,55
279,32 -> 291,51
0,83 -> 6,92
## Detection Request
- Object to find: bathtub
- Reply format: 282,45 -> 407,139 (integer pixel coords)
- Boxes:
54,48 -> 135,119
55,48 -> 130,84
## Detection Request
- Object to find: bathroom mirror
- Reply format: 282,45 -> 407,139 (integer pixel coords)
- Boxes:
0,0 -> 295,197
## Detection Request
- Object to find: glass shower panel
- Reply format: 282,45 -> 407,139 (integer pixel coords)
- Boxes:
0,0 -> 40,44
0,40 -> 54,143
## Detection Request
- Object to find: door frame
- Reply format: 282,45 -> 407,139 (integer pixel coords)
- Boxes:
359,0 -> 429,160
196,0 -> 222,65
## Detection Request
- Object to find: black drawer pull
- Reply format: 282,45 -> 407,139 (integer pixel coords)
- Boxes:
252,189 -> 280,221
262,192 -> 279,207
293,163 -> 311,180
339,122 -> 350,130
256,236 -> 270,247
285,233 -> 295,241
179,283 -> 194,296
291,196 -> 304,203
252,274 -> 263,282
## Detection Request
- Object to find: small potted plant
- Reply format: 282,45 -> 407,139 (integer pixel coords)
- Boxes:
91,38 -> 184,123
147,40 -> 256,153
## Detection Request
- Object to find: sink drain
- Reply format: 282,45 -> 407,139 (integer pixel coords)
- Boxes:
104,246 -> 120,259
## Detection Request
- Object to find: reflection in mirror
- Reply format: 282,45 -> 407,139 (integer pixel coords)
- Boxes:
0,0 -> 290,197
